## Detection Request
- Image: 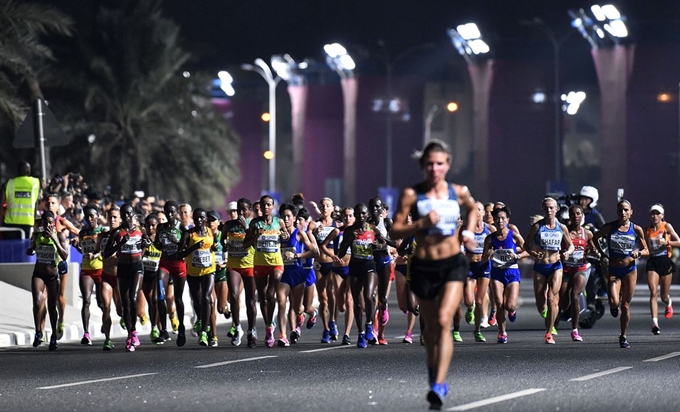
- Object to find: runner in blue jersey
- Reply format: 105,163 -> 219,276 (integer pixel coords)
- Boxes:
391,140 -> 478,410
593,199 -> 648,348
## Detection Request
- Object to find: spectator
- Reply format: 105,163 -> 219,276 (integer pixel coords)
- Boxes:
0,161 -> 42,239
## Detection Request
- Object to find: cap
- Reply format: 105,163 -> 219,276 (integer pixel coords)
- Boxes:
649,204 -> 664,214
207,210 -> 221,221
228,201 -> 237,211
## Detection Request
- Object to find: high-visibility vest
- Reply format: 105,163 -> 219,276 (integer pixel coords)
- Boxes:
4,176 -> 40,226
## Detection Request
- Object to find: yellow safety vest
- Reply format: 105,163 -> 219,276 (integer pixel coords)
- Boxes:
4,176 -> 40,226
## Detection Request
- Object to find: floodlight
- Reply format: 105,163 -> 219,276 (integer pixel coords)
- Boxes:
456,23 -> 481,40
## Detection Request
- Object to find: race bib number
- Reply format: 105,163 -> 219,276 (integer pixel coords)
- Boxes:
610,233 -> 634,255
565,249 -> 585,267
492,249 -> 516,267
36,245 -> 56,265
282,247 -> 297,265
142,257 -> 160,272
192,249 -> 212,268
120,235 -> 142,255
257,234 -> 279,253
215,253 -> 224,265
540,231 -> 562,251
650,236 -> 667,256
162,237 -> 178,255
228,237 -> 248,258
417,198 -> 460,236
81,238 -> 97,254
473,234 -> 486,254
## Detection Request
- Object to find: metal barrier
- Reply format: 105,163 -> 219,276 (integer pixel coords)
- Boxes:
0,227 -> 26,240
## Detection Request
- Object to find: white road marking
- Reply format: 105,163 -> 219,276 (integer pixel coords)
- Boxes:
643,352 -> 680,362
569,366 -> 632,382
194,355 -> 277,369
447,388 -> 546,411
36,373 -> 158,390
299,346 -> 352,353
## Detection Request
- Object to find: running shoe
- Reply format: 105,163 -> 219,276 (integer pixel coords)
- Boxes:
170,314 -> 179,332
611,306 -> 619,318
125,337 -> 135,352
277,336 -> 290,347
227,325 -> 236,338
452,331 -> 462,342
265,327 -> 275,348
474,331 -> 486,342
193,319 -> 202,334
357,332 -> 367,348
251,327 -> 258,339
150,327 -> 160,342
342,334 -> 351,345
497,333 -> 507,344
508,311 -> 517,323
540,307 -> 548,319
224,306 -> 231,320
32,332 -> 43,348
403,331 -> 413,344
131,331 -> 140,347
366,323 -> 376,344
103,339 -> 114,351
652,324 -> 661,335
619,335 -> 630,349
232,326 -> 245,346
377,334 -> 388,345
160,329 -> 171,342
56,322 -> 65,340
198,331 -> 209,346
177,325 -> 186,347
545,332 -> 555,344
571,330 -> 583,342
488,310 -> 497,326
81,332 -> 92,346
306,310 -> 318,329
296,313 -> 305,329
139,314 -> 149,326
480,317 -> 490,329
290,328 -> 300,344
665,303 -> 674,319
465,305 -> 475,325
210,336 -> 219,347
427,382 -> 448,410
329,320 -> 339,340
49,336 -> 58,351
550,326 -> 558,335
119,318 -> 126,330
321,329 -> 331,343
247,332 -> 257,348
380,304 -> 390,326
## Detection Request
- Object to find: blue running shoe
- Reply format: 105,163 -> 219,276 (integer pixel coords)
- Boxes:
427,382 -> 448,410
619,335 -> 630,349
366,323 -> 376,343
321,329 -> 331,343
329,320 -> 339,340
508,311 -> 517,322
306,310 -> 318,329
357,332 -> 367,348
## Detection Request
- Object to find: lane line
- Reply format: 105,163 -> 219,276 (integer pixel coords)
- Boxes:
447,388 -> 546,411
299,346 -> 352,353
569,366 -> 632,382
643,352 -> 680,362
194,355 -> 277,369
36,372 -> 157,390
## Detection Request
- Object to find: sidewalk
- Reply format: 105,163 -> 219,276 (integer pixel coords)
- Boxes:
0,281 -> 241,348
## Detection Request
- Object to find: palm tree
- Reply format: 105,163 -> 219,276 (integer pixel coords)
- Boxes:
48,0 -> 240,207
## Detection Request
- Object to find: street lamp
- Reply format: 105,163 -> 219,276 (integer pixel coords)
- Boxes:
447,23 -> 490,64
241,59 -> 281,194
569,4 -> 629,48
324,42 -> 358,204
217,71 -> 235,96
562,91 -> 587,115
424,102 -> 458,144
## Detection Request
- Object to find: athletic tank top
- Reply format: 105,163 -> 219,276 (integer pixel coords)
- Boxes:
253,217 -> 284,267
471,223 -> 490,255
351,226 -> 375,260
534,222 -> 563,251
334,229 -> 352,257
608,222 -> 635,258
214,231 -> 225,266
564,228 -> 587,268
646,222 -> 671,258
157,221 -> 183,258
411,184 -> 460,236
374,217 -> 389,252
142,243 -> 162,273
118,227 -> 143,258
315,220 -> 337,251
35,233 -> 59,266
80,226 -> 104,270
281,228 -> 304,268
490,230 -> 518,269
224,219 -> 254,269
186,228 -> 215,276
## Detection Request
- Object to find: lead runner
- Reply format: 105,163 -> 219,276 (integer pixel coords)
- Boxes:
390,139 -> 477,410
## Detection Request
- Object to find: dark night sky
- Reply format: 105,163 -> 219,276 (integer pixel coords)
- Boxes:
49,0 -> 680,84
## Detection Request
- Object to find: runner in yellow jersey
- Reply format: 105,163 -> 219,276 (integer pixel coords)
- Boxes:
141,214 -> 167,344
75,206 -> 104,346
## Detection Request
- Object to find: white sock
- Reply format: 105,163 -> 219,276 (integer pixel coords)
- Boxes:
667,298 -> 673,307
653,317 -> 658,325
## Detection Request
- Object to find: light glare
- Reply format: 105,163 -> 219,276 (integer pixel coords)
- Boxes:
446,102 -> 458,112
468,39 -> 490,54
456,23 -> 481,40
261,112 -> 271,122
590,5 -> 606,21
601,4 -> 621,20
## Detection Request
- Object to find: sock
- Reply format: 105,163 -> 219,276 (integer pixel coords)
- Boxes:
653,317 -> 658,325
667,298 -> 673,307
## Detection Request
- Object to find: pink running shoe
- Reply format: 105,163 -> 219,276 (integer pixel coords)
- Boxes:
125,338 -> 135,352
571,330 -> 583,342
131,331 -> 140,347
380,305 -> 390,326
403,331 -> 413,344
665,304 -> 673,319
265,327 -> 275,348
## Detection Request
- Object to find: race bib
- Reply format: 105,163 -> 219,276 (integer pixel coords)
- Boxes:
256,234 -> 279,253
162,237 -> 178,255
36,245 -> 56,265
215,253 -> 224,265
473,234 -> 486,254
81,238 -> 98,254
540,231 -> 562,251
192,249 -> 212,268
120,235 -> 142,255
228,236 -> 248,258
282,247 -> 297,265
564,249 -> 585,267
650,236 -> 667,256
142,257 -> 160,272
610,233 -> 634,255
491,249 -> 516,267
417,198 -> 460,236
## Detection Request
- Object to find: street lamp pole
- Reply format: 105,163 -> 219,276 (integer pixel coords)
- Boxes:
242,59 -> 281,194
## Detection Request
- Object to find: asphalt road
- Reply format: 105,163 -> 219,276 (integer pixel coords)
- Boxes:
2,285 -> 680,412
